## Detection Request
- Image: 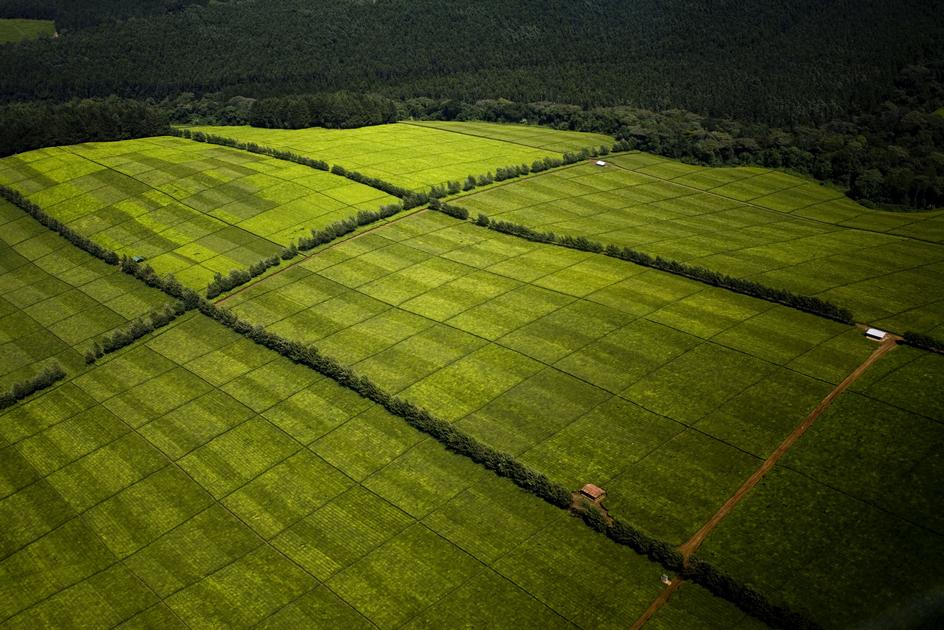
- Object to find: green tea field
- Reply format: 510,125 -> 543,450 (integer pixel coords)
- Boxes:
0,138 -> 398,289
0,19 -> 55,44
0,121 -> 941,629
0,198 -> 171,389
185,122 -> 614,192
454,152 -> 944,336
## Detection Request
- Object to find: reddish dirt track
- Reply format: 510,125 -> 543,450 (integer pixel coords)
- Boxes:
631,576 -> 684,630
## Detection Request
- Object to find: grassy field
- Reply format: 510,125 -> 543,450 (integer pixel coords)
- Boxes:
0,198 -> 170,390
455,152 -> 944,335
0,19 -> 55,44
0,307 -> 684,629
1,121 -> 942,628
222,210 -> 879,546
0,137 -> 397,289
184,121 -> 613,192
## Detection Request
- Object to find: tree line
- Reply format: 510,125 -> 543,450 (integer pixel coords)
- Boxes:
249,92 -> 398,129
0,362 -> 65,411
206,256 -> 282,299
901,331 -> 944,354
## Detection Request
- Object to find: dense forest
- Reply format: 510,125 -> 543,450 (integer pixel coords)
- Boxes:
0,0 -> 209,30
0,0 -> 942,208
0,0 -> 941,125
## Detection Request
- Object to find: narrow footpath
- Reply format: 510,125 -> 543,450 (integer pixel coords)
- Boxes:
631,333 -> 900,627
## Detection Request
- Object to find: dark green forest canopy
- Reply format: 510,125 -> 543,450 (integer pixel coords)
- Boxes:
0,0 -> 210,30
0,0 -> 942,124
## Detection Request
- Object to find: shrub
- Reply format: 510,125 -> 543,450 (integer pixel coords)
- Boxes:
429,199 -> 469,220
580,504 -> 609,533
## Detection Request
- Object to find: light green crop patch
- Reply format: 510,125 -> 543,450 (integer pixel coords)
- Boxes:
328,524 -> 482,629
0,202 -> 170,387
0,137 -> 397,292
493,515 -> 664,628
185,121 -> 612,191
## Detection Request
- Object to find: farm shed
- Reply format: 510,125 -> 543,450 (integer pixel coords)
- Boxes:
580,483 -> 606,501
865,327 -> 887,341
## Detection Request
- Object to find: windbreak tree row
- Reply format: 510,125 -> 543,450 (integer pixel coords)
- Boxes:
0,362 -> 65,411
84,301 -> 188,363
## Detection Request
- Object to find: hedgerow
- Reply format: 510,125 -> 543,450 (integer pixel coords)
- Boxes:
206,255 -> 281,299
901,331 -> 944,354
171,128 -> 330,171
84,301 -> 187,363
0,186 -> 119,265
0,363 -> 66,411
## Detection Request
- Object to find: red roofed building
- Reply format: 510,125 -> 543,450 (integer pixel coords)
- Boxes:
580,483 -> 606,501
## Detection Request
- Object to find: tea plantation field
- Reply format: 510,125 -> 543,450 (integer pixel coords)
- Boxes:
0,301 -> 758,628
456,152 -> 944,335
0,138 -> 397,289
221,208 -> 943,623
0,122 -> 942,628
0,19 -> 55,44
697,344 -> 944,626
0,199 -> 170,390
185,122 -> 614,192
